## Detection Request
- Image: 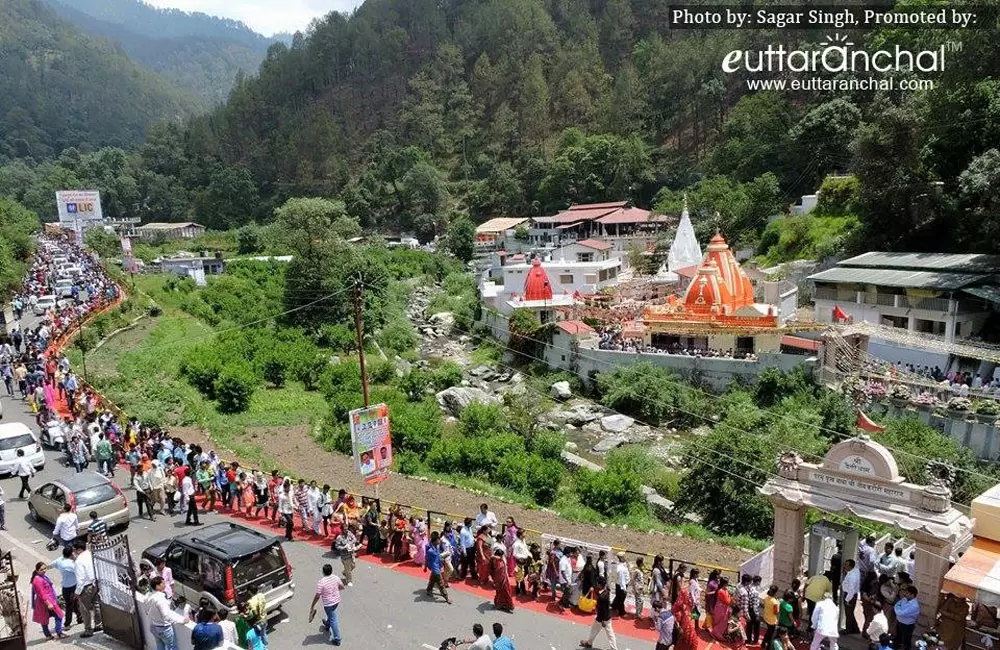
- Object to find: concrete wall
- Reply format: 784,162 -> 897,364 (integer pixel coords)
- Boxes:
865,337 -> 951,369
876,401 -> 1000,460
566,347 -> 815,391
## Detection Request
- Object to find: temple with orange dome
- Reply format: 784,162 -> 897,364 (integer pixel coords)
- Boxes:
638,232 -> 818,355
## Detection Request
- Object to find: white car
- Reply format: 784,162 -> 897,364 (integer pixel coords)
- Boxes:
32,295 -> 57,315
0,423 -> 45,475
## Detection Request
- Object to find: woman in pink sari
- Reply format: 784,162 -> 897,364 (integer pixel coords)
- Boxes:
491,548 -> 515,612
411,519 -> 427,566
503,517 -> 518,576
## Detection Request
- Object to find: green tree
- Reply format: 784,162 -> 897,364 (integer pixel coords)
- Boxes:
214,362 -> 257,413
84,229 -> 121,259
444,217 -> 475,263
236,225 -> 263,254
195,165 -> 261,230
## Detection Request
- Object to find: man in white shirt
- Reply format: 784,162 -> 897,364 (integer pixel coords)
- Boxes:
841,559 -> 861,635
558,549 -> 576,608
15,449 -> 35,498
810,592 -> 839,650
867,609 -> 889,642
73,543 -> 101,637
613,552 -> 630,617
147,461 -> 166,514
53,504 -> 80,547
147,575 -> 187,649
181,474 -> 199,526
474,503 -> 498,531
466,623 -> 493,650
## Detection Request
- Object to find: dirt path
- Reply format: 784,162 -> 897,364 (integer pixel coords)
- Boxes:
245,424 -> 753,569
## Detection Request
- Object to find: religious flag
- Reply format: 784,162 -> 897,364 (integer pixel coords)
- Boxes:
832,305 -> 848,322
857,408 -> 886,433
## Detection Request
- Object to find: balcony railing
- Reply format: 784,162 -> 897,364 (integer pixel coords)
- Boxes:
816,289 -> 954,313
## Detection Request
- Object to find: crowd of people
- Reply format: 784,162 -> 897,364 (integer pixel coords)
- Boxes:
867,359 -> 1000,400
598,330 -> 758,361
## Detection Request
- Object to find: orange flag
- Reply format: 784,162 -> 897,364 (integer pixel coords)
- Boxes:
857,408 -> 886,433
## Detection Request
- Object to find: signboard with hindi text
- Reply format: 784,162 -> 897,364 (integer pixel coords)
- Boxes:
349,403 -> 392,485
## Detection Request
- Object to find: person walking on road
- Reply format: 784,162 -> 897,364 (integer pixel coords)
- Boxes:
15,448 -> 35,498
182,471 -> 199,526
424,531 -> 451,604
93,433 -> 115,477
613,552 -> 630,618
333,526 -> 358,586
581,578 -> 619,650
277,479 -> 296,542
73,541 -> 101,637
310,564 -> 346,646
134,467 -> 156,522
809,592 -> 840,650
52,546 -> 78,629
0,484 -> 6,530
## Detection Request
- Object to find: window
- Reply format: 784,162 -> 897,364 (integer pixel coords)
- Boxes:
76,484 -> 117,507
577,253 -> 594,263
233,545 -> 286,587
0,433 -> 35,451
584,274 -> 597,285
559,274 -> 574,285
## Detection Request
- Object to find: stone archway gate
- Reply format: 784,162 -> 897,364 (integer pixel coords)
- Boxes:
760,436 -> 973,627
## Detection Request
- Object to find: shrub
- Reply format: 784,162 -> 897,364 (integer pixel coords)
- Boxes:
398,369 -> 432,401
524,457 -> 563,505
648,468 -> 681,500
367,360 -> 396,385
395,450 -> 423,475
426,437 -> 465,474
574,468 -> 644,518
431,362 -> 463,390
180,346 -> 224,398
320,324 -> 357,352
528,431 -> 566,461
292,353 -> 327,391
214,362 -> 257,413
237,225 -> 263,254
378,320 -> 418,355
459,403 -> 507,437
260,352 -> 289,388
322,420 -> 352,454
391,400 -> 441,456
319,361 -> 362,400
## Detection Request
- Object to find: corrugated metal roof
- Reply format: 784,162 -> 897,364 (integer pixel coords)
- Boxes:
475,217 -> 529,234
839,251 -> 1000,273
963,286 -> 1000,305
808,267 -> 985,290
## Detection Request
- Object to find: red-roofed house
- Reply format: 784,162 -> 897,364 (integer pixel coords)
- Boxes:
553,238 -> 614,263
554,320 -> 595,336
526,201 -> 675,257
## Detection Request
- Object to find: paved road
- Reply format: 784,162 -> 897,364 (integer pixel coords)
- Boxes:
0,391 -> 654,650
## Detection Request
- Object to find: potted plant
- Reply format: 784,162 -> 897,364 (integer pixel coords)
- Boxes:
911,392 -> 939,411
973,399 -> 1000,423
947,396 -> 973,419
889,384 -> 911,408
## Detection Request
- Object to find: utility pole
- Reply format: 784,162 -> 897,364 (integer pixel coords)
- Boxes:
352,275 -> 378,500
352,276 -> 370,407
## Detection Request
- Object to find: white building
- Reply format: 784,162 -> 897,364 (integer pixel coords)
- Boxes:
652,198 -> 703,284
136,222 -> 206,240
809,251 -> 1000,344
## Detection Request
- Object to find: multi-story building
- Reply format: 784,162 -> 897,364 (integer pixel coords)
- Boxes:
809,252 -> 1000,345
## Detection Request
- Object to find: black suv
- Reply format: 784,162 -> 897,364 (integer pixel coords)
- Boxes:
142,522 -> 295,615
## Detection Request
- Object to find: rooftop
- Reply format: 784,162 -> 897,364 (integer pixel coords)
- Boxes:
554,320 -> 596,336
137,222 -> 204,230
173,522 -> 278,560
839,251 -> 1000,274
476,217 -> 530,234
53,471 -> 111,491
575,239 -> 613,251
808,267 -> 987,291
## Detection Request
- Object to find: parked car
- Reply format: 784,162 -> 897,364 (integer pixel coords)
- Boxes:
32,295 -> 57,315
28,472 -> 129,534
55,280 -> 74,298
142,523 -> 295,616
0,423 -> 45,475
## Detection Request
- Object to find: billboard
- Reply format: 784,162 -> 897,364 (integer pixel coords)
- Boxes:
55,190 -> 103,225
349,403 -> 392,485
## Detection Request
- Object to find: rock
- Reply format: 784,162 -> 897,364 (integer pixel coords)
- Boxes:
427,312 -> 455,330
510,372 -> 524,384
505,383 -> 527,397
592,436 -> 627,454
582,422 -> 603,436
435,387 -> 499,416
600,414 -> 635,434
561,450 -> 603,471
395,357 -> 412,375
545,409 -> 572,424
563,441 -> 579,451
550,381 -> 572,400
469,365 -> 492,377
565,404 -> 601,426
495,372 -> 512,383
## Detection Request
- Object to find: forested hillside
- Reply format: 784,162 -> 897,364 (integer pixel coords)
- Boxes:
46,0 -> 287,104
0,0 -> 195,158
5,0 -> 1000,255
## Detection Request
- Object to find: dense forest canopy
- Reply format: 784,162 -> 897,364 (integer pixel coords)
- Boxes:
3,0 -> 1000,254
45,0 -> 289,104
0,0 -> 196,159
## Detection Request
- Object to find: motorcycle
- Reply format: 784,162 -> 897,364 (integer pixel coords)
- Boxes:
40,419 -> 69,451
